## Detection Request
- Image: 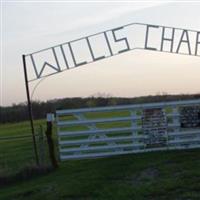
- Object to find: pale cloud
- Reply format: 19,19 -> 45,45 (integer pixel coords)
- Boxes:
42,2 -> 165,37
2,2 -> 200,106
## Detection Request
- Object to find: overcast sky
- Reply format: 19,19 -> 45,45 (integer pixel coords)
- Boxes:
1,1 -> 200,106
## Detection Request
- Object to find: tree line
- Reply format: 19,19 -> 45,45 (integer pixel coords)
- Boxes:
1,94 -> 200,124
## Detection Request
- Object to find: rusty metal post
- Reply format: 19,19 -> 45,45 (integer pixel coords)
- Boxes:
22,55 -> 39,165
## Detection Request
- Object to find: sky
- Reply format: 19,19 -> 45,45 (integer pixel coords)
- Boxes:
1,1 -> 200,106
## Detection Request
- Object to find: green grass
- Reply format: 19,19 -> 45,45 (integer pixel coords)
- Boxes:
0,120 -> 47,174
0,112 -> 200,199
0,149 -> 200,200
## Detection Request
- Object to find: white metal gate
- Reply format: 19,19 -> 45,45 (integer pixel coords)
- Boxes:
56,99 -> 200,161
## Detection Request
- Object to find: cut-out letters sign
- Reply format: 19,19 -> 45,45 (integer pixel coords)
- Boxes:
25,22 -> 200,81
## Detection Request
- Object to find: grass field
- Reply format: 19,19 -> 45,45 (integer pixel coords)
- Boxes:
0,116 -> 200,200
0,120 -> 48,175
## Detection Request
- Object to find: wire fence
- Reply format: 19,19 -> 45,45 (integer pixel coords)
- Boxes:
0,124 -> 50,177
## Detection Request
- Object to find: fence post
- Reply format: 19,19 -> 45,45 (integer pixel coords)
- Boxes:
45,113 -> 58,169
38,125 -> 45,165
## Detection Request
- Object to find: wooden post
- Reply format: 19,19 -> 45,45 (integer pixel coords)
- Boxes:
38,125 -> 45,165
45,113 -> 58,169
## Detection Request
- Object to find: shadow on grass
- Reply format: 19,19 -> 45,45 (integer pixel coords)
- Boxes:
0,165 -> 54,187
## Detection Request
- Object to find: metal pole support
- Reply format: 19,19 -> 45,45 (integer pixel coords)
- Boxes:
22,55 -> 39,165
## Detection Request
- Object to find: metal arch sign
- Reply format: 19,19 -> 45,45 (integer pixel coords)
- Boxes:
22,22 -> 200,165
24,22 -> 200,82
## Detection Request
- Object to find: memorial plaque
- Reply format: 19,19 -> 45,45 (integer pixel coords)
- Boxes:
142,108 -> 167,148
180,106 -> 200,128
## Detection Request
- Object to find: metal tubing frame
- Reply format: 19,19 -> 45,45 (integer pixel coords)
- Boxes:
22,55 -> 39,165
